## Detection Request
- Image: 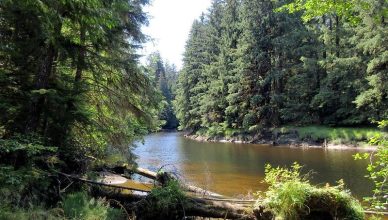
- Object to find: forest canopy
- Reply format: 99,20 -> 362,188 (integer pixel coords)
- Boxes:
0,0 -> 162,164
174,0 -> 387,135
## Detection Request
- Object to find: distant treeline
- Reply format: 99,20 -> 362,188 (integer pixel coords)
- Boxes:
174,0 -> 387,135
146,52 -> 179,129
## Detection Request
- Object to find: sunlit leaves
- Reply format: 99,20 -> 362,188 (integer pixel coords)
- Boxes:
277,0 -> 365,25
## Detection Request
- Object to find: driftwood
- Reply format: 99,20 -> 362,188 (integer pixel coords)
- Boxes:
58,168 -> 388,219
57,171 -> 150,193
56,170 -> 263,219
133,167 -> 225,198
97,188 -> 264,220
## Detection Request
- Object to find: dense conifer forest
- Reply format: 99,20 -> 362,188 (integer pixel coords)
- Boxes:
174,0 -> 387,136
0,0 -> 386,219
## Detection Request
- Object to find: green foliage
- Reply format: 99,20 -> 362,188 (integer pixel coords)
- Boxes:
280,125 -> 387,144
62,192 -> 124,220
142,180 -> 187,219
0,135 -> 59,208
354,123 -> 388,211
145,52 -> 179,129
0,134 -> 57,160
0,0 -> 161,215
0,206 -> 63,220
174,0 -> 386,138
0,0 -> 160,167
276,0 -> 361,24
0,192 -> 125,220
259,163 -> 365,220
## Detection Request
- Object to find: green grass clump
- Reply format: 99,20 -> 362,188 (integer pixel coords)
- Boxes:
62,192 -> 124,220
280,125 -> 387,144
0,207 -> 63,220
258,163 -> 364,220
140,180 -> 187,219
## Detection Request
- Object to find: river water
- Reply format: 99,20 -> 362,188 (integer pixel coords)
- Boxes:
133,132 -> 373,198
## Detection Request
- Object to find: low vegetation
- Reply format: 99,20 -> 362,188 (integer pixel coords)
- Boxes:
278,125 -> 387,145
62,192 -> 125,220
355,120 -> 388,212
256,163 -> 365,220
136,180 -> 188,219
0,192 -> 125,220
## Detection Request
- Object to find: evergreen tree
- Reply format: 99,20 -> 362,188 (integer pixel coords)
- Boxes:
0,0 -> 160,163
146,52 -> 179,129
354,0 -> 388,121
174,17 -> 211,131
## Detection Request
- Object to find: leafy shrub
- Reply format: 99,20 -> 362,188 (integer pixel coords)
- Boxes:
206,123 -> 225,137
243,112 -> 258,130
257,163 -> 364,220
354,131 -> 388,211
0,134 -> 59,208
140,180 -> 187,219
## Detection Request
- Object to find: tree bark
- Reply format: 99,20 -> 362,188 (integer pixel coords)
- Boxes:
26,43 -> 57,133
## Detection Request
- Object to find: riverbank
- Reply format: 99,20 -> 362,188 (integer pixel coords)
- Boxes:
185,126 -> 386,151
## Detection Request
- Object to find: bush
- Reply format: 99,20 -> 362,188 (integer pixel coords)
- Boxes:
354,130 -> 388,211
138,180 -> 187,219
257,163 -> 365,220
243,112 -> 258,130
0,134 -> 59,208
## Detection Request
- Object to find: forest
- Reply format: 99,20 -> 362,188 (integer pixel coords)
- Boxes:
0,0 -> 387,219
174,0 -> 387,137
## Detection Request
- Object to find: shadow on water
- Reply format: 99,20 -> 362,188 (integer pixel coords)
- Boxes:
134,132 -> 373,198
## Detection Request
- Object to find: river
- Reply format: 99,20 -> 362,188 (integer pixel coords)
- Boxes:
133,132 -> 373,198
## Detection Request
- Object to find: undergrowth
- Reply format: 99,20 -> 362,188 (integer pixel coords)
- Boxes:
138,180 -> 188,219
0,192 -> 125,220
256,162 -> 365,220
279,125 -> 387,144
62,192 -> 125,220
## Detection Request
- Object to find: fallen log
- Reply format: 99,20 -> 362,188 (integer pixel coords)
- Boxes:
56,171 -> 150,193
97,188 -> 262,220
135,167 -> 158,180
132,167 -> 225,198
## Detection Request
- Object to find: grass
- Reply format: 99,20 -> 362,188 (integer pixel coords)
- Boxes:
258,163 -> 365,220
0,207 -> 63,220
62,192 -> 125,220
278,125 -> 387,144
0,192 -> 125,220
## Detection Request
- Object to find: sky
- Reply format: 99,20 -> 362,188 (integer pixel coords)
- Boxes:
140,0 -> 212,70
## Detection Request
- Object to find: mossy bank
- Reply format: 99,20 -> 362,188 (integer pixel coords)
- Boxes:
186,125 -> 387,150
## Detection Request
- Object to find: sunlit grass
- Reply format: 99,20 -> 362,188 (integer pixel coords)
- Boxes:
279,125 -> 387,144
258,163 -> 365,220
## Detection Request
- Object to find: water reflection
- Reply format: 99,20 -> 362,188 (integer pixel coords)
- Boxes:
134,132 -> 372,197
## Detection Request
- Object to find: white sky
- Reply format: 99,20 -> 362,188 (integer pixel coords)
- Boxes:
140,0 -> 212,70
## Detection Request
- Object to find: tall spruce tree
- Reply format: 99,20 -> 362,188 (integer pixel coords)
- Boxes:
0,0 -> 160,163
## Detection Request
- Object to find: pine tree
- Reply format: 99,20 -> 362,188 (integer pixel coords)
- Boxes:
175,18 -> 210,131
354,0 -> 388,121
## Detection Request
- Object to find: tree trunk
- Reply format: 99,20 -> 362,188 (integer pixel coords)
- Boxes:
26,44 -> 57,133
62,23 -> 86,140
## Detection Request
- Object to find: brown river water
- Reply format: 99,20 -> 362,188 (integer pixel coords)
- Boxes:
132,132 -> 373,199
